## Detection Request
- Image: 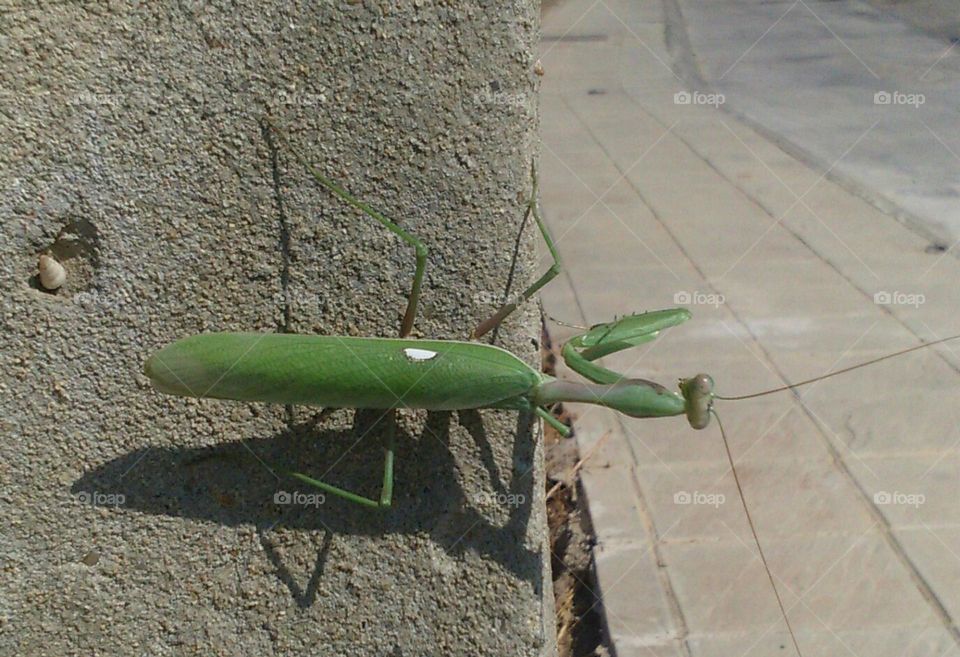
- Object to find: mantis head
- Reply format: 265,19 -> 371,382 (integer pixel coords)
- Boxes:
679,373 -> 714,430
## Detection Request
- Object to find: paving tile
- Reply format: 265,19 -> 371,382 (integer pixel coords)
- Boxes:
636,460 -> 754,546
637,458 -> 874,544
665,531 -> 943,638
796,390 -> 960,458
658,539 -> 794,633
616,399 -> 832,467
613,644 -> 686,657
579,466 -> 651,545
796,627 -> 960,657
847,456 -> 960,528
561,403 -> 646,471
687,626 -> 960,657
763,532 -> 942,632
896,526 -> 960,621
686,630 -> 808,657
593,541 -> 678,649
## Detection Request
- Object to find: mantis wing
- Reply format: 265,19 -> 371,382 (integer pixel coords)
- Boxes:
145,333 -> 541,411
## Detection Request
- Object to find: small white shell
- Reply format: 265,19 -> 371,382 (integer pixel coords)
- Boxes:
533,60 -> 545,76
38,254 -> 66,290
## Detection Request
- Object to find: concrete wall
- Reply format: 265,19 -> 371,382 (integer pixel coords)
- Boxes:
2,3 -> 553,655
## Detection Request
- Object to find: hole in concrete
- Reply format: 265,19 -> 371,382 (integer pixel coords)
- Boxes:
925,242 -> 948,254
586,89 -> 606,96
29,217 -> 101,296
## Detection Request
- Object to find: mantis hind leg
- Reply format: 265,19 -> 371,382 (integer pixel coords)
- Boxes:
263,118 -> 406,508
263,118 -> 427,338
287,410 -> 396,510
472,161 -> 562,339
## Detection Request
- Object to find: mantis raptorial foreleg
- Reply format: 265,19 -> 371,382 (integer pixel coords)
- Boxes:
559,310 -> 693,384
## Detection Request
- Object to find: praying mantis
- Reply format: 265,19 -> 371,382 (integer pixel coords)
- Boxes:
144,119 -> 960,518
141,120 -> 960,657
144,120 -> 706,509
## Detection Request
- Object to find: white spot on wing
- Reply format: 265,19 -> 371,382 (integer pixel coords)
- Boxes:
404,348 -> 438,362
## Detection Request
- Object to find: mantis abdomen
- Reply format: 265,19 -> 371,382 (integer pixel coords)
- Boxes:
145,333 -> 541,411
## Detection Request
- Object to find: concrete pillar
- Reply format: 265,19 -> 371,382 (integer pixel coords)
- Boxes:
3,3 -> 553,655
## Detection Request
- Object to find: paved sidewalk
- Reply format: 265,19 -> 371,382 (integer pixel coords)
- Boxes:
538,2 -> 960,656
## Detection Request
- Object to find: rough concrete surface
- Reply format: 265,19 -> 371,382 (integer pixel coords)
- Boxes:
1,3 -> 554,656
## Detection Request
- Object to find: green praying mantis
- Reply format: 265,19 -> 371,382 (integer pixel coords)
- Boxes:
141,120 -> 960,657
144,119 -> 960,515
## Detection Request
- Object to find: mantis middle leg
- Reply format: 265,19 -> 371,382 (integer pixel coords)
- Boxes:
472,161 -> 562,339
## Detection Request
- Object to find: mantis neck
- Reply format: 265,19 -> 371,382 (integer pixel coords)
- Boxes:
533,378 -> 686,419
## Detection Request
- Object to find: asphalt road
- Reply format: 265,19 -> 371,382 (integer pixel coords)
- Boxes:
678,0 -> 960,242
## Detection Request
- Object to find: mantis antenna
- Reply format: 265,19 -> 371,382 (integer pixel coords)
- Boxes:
712,409 -> 804,657
714,333 -> 960,401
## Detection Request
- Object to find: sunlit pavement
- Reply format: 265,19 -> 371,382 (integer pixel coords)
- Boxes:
538,2 -> 960,655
